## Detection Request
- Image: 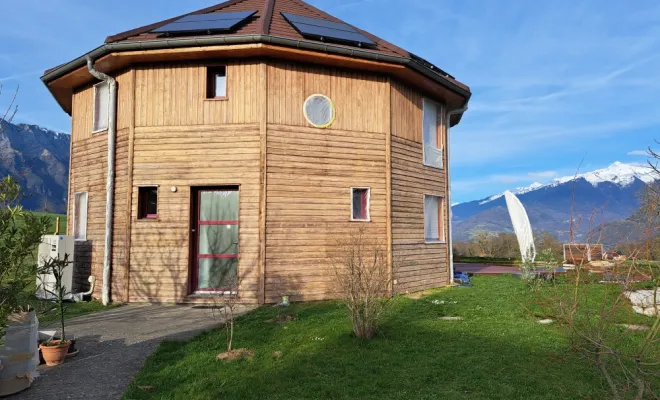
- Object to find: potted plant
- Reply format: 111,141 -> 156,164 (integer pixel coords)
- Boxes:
37,254 -> 72,366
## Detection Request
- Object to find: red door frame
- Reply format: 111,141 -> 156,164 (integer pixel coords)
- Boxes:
189,186 -> 239,294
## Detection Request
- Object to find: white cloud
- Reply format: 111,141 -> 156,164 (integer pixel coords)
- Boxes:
528,170 -> 557,179
628,150 -> 648,156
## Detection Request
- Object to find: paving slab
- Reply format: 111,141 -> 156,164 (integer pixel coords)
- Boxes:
9,303 -> 254,400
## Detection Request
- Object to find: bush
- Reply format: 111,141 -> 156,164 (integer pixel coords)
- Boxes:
333,227 -> 392,339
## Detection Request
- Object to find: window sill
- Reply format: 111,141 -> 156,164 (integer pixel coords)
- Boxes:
92,129 -> 108,135
423,163 -> 444,170
74,238 -> 88,242
425,240 -> 447,245
350,218 -> 371,222
204,97 -> 228,102
136,218 -> 160,222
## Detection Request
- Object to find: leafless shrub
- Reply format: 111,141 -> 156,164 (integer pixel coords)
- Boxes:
0,85 -> 18,135
539,162 -> 660,400
208,271 -> 248,356
332,226 -> 393,339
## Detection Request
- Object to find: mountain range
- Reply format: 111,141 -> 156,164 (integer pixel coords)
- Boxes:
0,120 -> 70,213
0,118 -> 655,247
452,162 -> 657,246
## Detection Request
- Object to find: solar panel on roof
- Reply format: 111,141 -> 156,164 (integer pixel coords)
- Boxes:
281,12 -> 376,47
152,11 -> 257,34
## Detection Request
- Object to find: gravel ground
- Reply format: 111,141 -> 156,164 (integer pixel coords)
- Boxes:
9,303 -> 254,400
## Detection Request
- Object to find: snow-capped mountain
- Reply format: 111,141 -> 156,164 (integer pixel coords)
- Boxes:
452,162 -> 656,243
0,120 -> 70,213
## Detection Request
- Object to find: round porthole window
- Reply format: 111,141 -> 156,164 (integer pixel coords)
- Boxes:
303,94 -> 335,128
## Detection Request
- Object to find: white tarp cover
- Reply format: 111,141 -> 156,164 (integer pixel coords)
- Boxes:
304,94 -> 334,128
504,191 -> 536,263
424,145 -> 443,169
0,312 -> 39,396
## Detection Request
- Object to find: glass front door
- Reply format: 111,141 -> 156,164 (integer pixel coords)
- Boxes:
192,188 -> 239,292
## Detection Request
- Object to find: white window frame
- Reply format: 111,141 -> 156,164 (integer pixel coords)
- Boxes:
73,192 -> 88,241
422,98 -> 444,169
92,81 -> 110,133
350,187 -> 371,222
423,194 -> 445,244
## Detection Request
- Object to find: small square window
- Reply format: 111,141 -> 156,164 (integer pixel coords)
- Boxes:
207,66 -> 227,99
138,187 -> 158,220
351,188 -> 370,221
93,81 -> 109,132
424,195 -> 445,242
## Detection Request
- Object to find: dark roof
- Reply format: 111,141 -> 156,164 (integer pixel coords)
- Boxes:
105,0 -> 408,57
100,0 -> 468,92
42,0 -> 470,115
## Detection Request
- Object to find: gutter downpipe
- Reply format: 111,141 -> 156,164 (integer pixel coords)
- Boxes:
86,56 -> 117,306
446,105 -> 468,285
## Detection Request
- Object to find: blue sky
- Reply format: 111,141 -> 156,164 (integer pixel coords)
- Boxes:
1,0 -> 659,203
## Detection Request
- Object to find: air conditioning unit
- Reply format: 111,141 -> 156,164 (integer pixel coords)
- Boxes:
36,235 -> 75,300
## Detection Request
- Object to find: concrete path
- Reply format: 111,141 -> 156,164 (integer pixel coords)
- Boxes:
11,303 -> 254,400
454,263 -> 520,275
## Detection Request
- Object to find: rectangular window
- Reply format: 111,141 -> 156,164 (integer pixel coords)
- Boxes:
424,195 -> 445,242
93,81 -> 109,132
207,66 -> 227,99
138,186 -> 158,219
73,192 -> 88,240
351,187 -> 370,221
423,98 -> 443,169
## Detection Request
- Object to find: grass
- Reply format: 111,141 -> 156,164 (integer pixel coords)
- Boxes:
123,275 -> 658,400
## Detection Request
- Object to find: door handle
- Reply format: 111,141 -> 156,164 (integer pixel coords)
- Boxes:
191,229 -> 196,233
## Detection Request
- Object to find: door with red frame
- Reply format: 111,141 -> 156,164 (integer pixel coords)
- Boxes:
191,187 -> 239,293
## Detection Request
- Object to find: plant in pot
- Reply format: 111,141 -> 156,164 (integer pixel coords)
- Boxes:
37,254 -> 73,366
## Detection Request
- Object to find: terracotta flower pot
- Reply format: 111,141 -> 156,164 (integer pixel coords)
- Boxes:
39,341 -> 71,366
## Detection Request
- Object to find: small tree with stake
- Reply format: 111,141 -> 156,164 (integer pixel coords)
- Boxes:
38,254 -> 72,344
37,254 -> 74,366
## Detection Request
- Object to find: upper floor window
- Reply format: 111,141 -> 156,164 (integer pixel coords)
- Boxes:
73,192 -> 88,240
351,187 -> 370,221
138,186 -> 159,220
423,98 -> 443,169
207,66 -> 227,99
424,194 -> 445,243
93,81 -> 109,132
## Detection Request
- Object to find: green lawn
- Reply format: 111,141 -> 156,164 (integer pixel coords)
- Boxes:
123,276 -> 658,399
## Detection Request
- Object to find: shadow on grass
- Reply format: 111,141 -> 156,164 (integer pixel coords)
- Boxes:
122,276 -> 638,400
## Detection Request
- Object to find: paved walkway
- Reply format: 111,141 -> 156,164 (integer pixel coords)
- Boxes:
11,303 -> 254,400
454,263 -> 520,275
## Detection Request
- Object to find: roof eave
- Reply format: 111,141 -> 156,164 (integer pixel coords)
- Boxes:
42,35 -> 471,116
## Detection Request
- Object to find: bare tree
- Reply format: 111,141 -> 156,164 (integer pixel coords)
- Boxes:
0,85 -> 18,135
538,162 -> 660,399
210,271 -> 253,361
332,226 -> 394,339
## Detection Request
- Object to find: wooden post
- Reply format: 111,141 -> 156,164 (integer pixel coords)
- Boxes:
386,80 -> 393,296
123,69 -> 137,303
55,217 -> 60,235
258,61 -> 268,304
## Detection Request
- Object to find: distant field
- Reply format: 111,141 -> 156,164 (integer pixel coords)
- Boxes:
31,211 -> 67,235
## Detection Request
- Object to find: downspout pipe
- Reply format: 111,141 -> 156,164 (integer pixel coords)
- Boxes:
446,104 -> 468,285
86,56 -> 117,306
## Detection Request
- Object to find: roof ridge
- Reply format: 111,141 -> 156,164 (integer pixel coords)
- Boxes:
259,0 -> 276,35
285,0 -> 408,57
104,0 -> 248,44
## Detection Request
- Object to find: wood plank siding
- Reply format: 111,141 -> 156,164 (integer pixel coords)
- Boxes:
67,60 -> 452,304
264,62 -> 389,302
390,80 -> 451,293
68,70 -> 133,300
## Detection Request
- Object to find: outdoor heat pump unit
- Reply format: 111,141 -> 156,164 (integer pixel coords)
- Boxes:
36,235 -> 75,300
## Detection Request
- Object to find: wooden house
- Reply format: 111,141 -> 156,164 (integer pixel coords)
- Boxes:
41,0 -> 471,304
